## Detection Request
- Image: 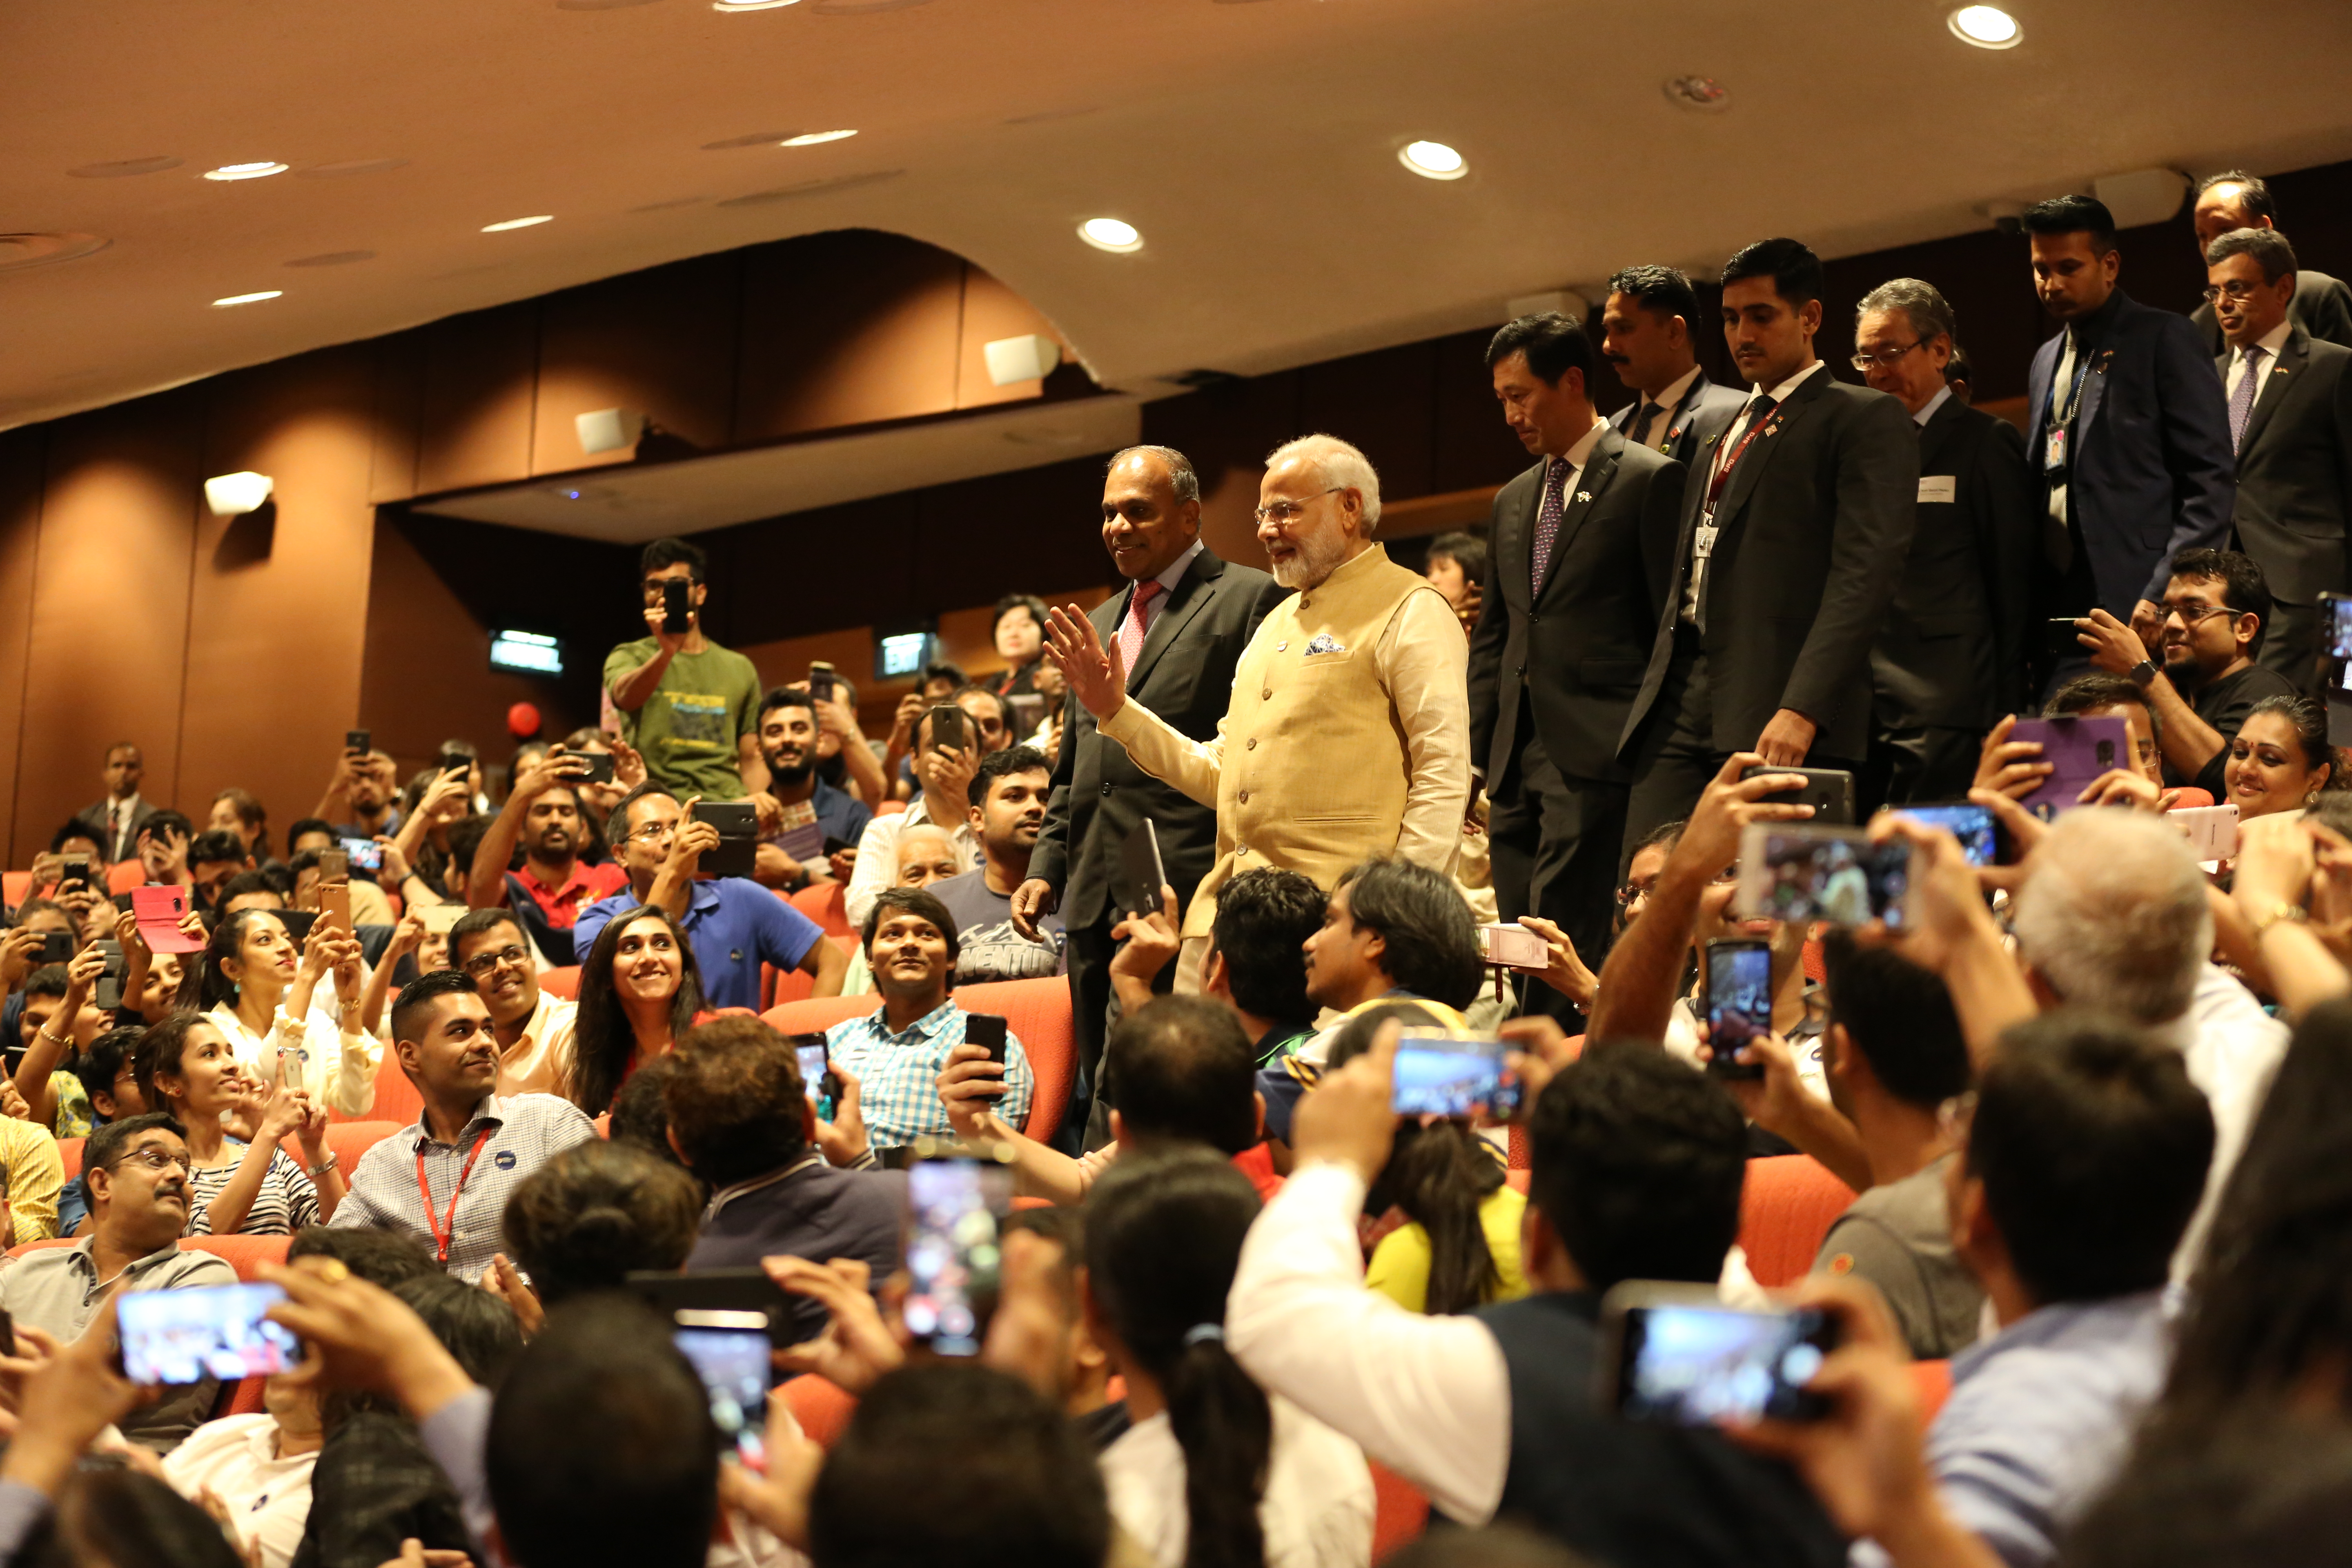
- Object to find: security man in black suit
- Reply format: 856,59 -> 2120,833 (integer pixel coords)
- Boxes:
1469,313 -> 1685,991
1015,444 -> 1287,1142
1622,238 -> 1918,849
1851,279 -> 2037,808
1600,264 -> 1749,474
2208,226 -> 2352,695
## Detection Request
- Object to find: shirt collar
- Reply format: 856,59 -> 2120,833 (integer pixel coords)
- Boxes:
523,859 -> 590,899
2068,287 -> 2127,348
1753,360 -> 1827,404
866,998 -> 961,1042
703,1154 -> 825,1222
1649,364 -> 1703,414
1149,539 -> 1205,595
1950,1288 -> 2165,1383
1558,414 -> 1609,471
70,1234 -> 183,1279
414,1095 -> 506,1149
2251,318 -> 2293,358
1914,384 -> 1953,426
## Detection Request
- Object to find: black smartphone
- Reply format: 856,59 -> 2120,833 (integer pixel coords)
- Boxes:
697,801 -> 758,880
1598,1282 -> 1838,1426
439,754 -> 472,781
36,932 -> 72,967
345,728 -> 371,755
92,938 -> 125,1013
1734,824 -> 1914,929
927,703 -> 969,754
672,1310 -> 773,1466
0,1307 -> 15,1358
57,860 -> 90,896
1111,819 -> 1166,922
276,909 -> 321,945
794,1036 -> 839,1122
808,661 -> 837,705
662,579 -> 693,635
1736,764 -> 1856,826
902,1152 -> 1014,1356
964,1012 -> 1008,1066
628,1268 -> 796,1348
570,751 -> 616,786
2323,592 -> 2352,662
1703,938 -> 1773,1079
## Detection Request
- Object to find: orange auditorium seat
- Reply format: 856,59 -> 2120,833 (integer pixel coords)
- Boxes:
762,994 -> 883,1037
538,966 -> 581,1000
791,882 -> 853,941
107,860 -> 145,895
2,872 -> 28,909
337,1051 -> 424,1129
876,800 -> 904,817
185,1233 -> 293,1282
782,1374 -> 858,1448
765,963 -> 816,1011
1909,1358 -> 1953,1423
57,1138 -> 83,1181
955,977 -> 1074,1146
1370,1461 -> 1430,1561
1736,1155 -> 1857,1289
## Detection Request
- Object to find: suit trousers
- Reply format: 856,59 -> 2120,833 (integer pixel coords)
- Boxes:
2258,598 -> 2326,699
1860,726 -> 1984,816
1488,727 -> 1621,1018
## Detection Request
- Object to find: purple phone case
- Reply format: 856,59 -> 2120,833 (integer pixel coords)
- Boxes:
2013,715 -> 2132,818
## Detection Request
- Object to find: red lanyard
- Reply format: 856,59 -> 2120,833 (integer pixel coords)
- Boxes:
1704,405 -> 1774,514
416,1127 -> 494,1266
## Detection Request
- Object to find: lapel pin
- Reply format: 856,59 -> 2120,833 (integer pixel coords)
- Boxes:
1575,491 -> 1592,503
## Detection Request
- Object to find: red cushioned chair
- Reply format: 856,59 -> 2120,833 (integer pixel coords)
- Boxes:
538,966 -> 581,1000
765,963 -> 816,1011
2,872 -> 29,909
341,1050 -> 424,1129
876,800 -> 904,817
107,860 -> 145,895
1370,1461 -> 1430,1561
955,977 -> 1075,1146
782,1374 -> 858,1448
761,994 -> 883,1037
791,882 -> 853,942
1737,1155 -> 1858,1288
1910,1358 -> 1953,1423
57,1137 -> 83,1182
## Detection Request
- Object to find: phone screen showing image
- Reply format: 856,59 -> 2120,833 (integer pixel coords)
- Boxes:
1612,1298 -> 1835,1426
1390,1032 -> 1522,1118
673,1316 -> 772,1466
794,1040 -> 835,1121
118,1283 -> 299,1385
1704,941 -> 1773,1070
902,1156 -> 1012,1356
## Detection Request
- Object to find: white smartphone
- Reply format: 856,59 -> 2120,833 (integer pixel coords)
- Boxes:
1477,922 -> 1549,970
2169,802 -> 2239,862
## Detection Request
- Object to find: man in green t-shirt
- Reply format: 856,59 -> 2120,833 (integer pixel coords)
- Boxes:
604,537 -> 764,802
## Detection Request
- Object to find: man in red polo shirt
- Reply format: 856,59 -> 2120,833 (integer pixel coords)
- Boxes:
466,749 -> 626,936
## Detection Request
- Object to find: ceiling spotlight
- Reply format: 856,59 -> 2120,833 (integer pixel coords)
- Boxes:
1399,140 -> 1467,180
1078,217 -> 1143,254
203,162 -> 289,182
210,290 -> 283,307
481,215 -> 554,232
204,472 -> 274,517
781,129 -> 858,146
1947,5 -> 2021,46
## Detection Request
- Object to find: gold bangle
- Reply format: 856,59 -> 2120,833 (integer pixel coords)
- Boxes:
2252,902 -> 2310,939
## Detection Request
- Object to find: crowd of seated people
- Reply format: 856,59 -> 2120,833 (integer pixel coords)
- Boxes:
9,180 -> 2352,1568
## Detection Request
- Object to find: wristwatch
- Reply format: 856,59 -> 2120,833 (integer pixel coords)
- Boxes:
2251,902 -> 2309,939
2128,658 -> 2159,688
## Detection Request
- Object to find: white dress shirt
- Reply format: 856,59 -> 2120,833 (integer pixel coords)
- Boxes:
1631,365 -> 1704,452
1913,385 -> 1953,427
1100,1395 -> 1374,1568
1683,361 -> 1829,623
2223,317 -> 2294,401
160,1414 -> 316,1568
843,795 -> 980,930
2156,963 -> 2290,1280
205,1001 -> 382,1119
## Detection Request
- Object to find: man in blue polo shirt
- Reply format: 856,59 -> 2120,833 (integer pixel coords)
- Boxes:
575,783 -> 849,1012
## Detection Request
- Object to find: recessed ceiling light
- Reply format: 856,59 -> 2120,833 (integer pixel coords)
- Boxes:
1398,140 -> 1466,180
781,129 -> 858,146
481,215 -> 554,232
1947,4 -> 2021,47
712,0 -> 797,9
67,157 -> 181,179
1664,74 -> 1733,111
1078,217 -> 1143,254
211,290 -> 283,308
204,162 -> 289,182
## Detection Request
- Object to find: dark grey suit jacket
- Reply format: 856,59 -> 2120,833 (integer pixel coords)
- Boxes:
1626,367 -> 1918,762
1029,547 -> 1289,931
1468,429 -> 1686,785
1608,370 -> 1748,474
2194,268 -> 2352,358
1871,395 -> 2039,730
2223,324 -> 2352,607
74,798 -> 155,862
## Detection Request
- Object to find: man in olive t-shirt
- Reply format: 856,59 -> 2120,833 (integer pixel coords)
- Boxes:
604,538 -> 763,802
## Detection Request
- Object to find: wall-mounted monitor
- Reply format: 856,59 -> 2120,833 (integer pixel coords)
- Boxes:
490,629 -> 564,677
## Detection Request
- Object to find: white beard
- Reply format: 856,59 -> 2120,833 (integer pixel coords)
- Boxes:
1270,522 -> 1349,590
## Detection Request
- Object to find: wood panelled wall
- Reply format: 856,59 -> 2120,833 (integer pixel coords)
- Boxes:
7,158 -> 2352,864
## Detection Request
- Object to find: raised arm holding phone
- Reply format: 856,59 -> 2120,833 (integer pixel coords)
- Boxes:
603,539 -> 765,801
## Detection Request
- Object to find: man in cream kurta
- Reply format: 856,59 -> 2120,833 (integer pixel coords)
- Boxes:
1047,434 -> 1472,990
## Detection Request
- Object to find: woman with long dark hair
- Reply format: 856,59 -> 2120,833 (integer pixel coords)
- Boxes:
569,904 -> 706,1116
136,1009 -> 344,1235
176,906 -> 379,1117
1085,1148 -> 1372,1568
1325,1002 -> 1526,1315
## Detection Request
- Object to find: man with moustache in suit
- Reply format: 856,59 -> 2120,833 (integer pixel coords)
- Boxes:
1013,445 -> 1288,1142
1469,312 -> 1686,1000
1601,264 -> 1748,474
2206,226 -> 2352,695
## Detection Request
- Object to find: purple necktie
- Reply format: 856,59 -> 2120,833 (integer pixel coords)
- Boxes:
1529,459 -> 1570,590
2229,345 -> 2266,452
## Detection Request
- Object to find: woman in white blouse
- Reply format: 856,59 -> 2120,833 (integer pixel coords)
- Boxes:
1085,1149 -> 1373,1568
178,909 -> 381,1118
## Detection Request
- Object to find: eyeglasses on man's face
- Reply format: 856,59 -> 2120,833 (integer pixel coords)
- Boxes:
117,1147 -> 192,1175
1850,339 -> 1924,371
461,945 -> 530,979
1254,488 -> 1342,527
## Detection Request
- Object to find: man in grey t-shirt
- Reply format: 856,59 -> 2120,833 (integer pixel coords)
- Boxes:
931,746 -> 1066,986
1811,935 -> 1984,1358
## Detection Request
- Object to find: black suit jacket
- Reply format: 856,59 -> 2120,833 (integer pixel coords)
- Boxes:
2027,290 -> 2235,613
1627,367 -> 1918,762
2193,268 -> 2352,358
2224,324 -> 2352,607
1030,548 -> 1289,931
74,798 -> 155,862
1873,395 -> 2039,728
1469,429 -> 1685,784
1607,370 -> 1751,473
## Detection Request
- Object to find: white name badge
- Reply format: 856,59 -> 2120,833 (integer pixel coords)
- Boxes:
1918,476 -> 1957,504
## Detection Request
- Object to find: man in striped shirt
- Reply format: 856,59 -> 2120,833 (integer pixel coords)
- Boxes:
827,887 -> 1033,1151
329,971 -> 596,1282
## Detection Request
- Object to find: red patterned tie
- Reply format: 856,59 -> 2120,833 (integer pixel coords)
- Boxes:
1117,579 -> 1163,674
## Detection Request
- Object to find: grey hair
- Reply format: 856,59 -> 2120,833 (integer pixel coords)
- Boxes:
1264,433 -> 1382,532
2009,810 -> 2213,1025
1109,445 -> 1200,507
2206,226 -> 2299,283
1857,277 -> 1956,347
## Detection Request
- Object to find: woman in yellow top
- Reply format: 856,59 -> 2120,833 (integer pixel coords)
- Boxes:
1327,1001 -> 1530,1315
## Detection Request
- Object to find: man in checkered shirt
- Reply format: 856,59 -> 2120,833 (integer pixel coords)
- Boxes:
828,886 -> 1034,1151
330,971 -> 597,1282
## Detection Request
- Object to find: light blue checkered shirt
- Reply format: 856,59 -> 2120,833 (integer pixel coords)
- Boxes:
826,1000 -> 1033,1149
